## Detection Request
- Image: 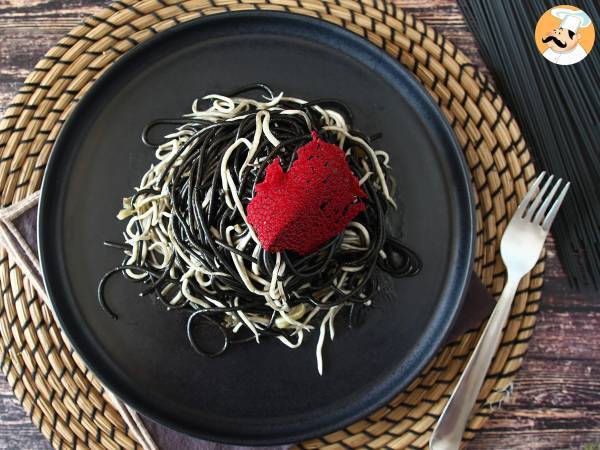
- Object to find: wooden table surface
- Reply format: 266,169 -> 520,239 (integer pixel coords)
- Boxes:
0,1 -> 598,449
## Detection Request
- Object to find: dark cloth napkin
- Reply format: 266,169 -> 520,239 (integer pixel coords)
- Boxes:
0,193 -> 494,449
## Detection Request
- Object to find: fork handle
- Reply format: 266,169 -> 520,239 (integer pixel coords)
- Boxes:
430,274 -> 520,450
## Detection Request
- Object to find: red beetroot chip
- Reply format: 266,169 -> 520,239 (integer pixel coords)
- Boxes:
247,132 -> 367,255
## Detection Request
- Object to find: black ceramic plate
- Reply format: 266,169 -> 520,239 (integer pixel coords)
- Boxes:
39,12 -> 474,445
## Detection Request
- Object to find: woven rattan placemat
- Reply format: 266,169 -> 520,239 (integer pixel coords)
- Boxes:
0,1 -> 542,448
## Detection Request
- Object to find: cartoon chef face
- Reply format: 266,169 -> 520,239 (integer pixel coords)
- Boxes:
537,6 -> 594,65
542,27 -> 581,53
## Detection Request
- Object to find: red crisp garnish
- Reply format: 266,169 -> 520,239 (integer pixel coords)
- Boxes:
247,132 -> 367,255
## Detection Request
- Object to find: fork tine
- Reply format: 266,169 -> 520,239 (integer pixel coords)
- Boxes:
525,174 -> 554,221
542,182 -> 571,231
516,172 -> 546,217
533,178 -> 562,225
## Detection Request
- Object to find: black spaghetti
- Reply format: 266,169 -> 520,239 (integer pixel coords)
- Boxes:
98,84 -> 421,374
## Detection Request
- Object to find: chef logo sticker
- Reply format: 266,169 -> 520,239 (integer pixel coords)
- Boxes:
535,6 -> 595,65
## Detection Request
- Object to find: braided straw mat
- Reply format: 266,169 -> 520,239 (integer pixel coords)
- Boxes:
0,0 -> 542,449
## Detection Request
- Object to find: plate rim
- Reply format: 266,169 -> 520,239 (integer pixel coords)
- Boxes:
38,10 -> 475,445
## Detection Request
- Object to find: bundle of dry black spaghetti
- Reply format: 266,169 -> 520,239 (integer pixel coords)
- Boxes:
99,85 -> 421,374
459,0 -> 600,289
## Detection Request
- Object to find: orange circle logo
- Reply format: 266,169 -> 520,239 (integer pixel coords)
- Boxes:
535,5 -> 595,65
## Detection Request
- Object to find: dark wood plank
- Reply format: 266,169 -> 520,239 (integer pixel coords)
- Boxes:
509,358 -> 600,408
0,1 -> 598,450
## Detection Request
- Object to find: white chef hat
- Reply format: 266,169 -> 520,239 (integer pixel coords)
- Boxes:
551,7 -> 592,33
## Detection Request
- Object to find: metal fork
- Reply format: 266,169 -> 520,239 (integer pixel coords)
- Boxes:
430,172 -> 570,450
